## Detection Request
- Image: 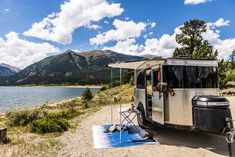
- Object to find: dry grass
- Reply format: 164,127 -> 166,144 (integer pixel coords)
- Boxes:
1,83 -> 234,156
0,133 -> 63,157
0,84 -> 134,157
220,81 -> 235,96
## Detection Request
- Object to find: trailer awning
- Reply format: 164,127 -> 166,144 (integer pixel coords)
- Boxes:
108,59 -> 165,70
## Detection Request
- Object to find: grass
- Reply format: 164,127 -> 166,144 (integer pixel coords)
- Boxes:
0,133 -> 63,157
5,107 -> 85,134
220,81 -> 235,96
0,84 -> 134,157
6,110 -> 44,127
1,82 -> 233,156
30,112 -> 69,134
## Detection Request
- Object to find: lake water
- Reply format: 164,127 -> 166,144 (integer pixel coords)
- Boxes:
0,86 -> 100,113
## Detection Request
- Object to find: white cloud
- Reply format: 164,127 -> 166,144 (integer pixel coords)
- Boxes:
23,0 -> 124,45
202,20 -> 235,59
143,32 -> 154,39
102,18 -> 235,59
150,22 -> 156,28
214,38 -> 235,59
90,19 -> 148,45
184,0 -> 211,5
103,28 -> 179,57
86,24 -> 102,30
208,18 -> 230,28
103,38 -> 143,55
104,20 -> 109,24
4,8 -> 10,12
0,32 -> 59,69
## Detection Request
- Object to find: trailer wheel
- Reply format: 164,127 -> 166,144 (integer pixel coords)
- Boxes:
137,103 -> 146,127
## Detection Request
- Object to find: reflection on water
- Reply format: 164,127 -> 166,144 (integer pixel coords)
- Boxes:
0,86 -> 99,113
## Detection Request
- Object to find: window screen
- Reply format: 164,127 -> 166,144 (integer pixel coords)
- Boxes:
163,65 -> 218,88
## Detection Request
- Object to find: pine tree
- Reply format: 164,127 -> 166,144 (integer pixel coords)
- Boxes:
82,88 -> 93,108
173,19 -> 218,59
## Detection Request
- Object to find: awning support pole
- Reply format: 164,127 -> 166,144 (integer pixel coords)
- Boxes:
111,68 -> 113,124
120,68 -> 122,85
119,68 -> 122,142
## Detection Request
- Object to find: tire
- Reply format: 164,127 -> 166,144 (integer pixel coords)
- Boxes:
137,103 -> 146,127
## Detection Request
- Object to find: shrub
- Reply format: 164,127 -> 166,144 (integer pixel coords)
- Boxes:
129,76 -> 134,86
108,81 -> 120,88
6,110 -> 43,127
61,107 -> 84,119
218,59 -> 232,86
100,85 -> 109,91
82,88 -> 93,108
226,69 -> 235,82
30,112 -> 69,134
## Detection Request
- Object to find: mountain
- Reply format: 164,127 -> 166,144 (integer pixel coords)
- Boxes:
0,63 -> 21,77
141,54 -> 162,59
0,50 -> 144,85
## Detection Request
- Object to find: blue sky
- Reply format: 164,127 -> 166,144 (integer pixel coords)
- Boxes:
0,0 -> 235,68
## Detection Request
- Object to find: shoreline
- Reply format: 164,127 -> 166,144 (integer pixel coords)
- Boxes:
0,85 -> 101,88
0,97 -> 80,116
0,86 -> 100,114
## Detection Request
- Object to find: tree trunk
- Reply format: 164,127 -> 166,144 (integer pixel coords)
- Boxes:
0,128 -> 9,144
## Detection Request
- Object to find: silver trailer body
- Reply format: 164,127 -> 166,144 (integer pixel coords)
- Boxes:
108,58 -> 235,154
109,58 -> 219,127
164,88 -> 217,126
153,59 -> 218,126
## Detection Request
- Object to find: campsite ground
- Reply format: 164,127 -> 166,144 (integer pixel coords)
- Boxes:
58,97 -> 235,157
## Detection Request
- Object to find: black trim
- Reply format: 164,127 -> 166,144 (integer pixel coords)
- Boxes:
193,107 -> 233,134
193,95 -> 229,102
192,95 -> 229,108
146,120 -> 194,131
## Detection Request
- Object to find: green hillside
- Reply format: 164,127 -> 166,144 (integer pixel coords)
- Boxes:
0,50 -> 143,85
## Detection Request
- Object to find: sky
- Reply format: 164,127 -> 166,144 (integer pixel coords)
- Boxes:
0,0 -> 235,69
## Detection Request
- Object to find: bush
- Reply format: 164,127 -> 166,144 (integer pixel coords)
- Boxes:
6,107 -> 83,133
226,69 -> 235,82
82,88 -> 93,108
218,59 -> 232,86
6,110 -> 43,127
100,85 -> 109,91
31,112 -> 69,134
108,81 -> 120,88
61,107 -> 84,119
129,76 -> 134,86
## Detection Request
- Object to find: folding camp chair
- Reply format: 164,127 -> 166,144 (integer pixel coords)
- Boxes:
119,104 -> 139,143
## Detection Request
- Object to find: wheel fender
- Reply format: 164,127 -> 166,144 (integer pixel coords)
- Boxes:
137,102 -> 145,117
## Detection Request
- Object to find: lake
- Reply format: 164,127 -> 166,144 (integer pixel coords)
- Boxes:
0,86 -> 100,113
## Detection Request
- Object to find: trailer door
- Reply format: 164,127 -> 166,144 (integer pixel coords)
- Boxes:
151,66 -> 164,124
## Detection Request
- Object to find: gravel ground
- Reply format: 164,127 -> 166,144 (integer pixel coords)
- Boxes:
58,97 -> 235,157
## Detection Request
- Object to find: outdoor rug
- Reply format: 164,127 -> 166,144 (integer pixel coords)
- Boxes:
92,124 -> 158,149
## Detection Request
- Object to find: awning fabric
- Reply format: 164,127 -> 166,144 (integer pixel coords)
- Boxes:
108,59 -> 165,70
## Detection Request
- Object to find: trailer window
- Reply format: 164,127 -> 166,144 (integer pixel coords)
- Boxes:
163,65 -> 218,88
137,71 -> 145,89
184,66 -> 218,88
163,66 -> 184,88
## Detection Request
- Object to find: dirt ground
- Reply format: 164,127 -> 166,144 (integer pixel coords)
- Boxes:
58,97 -> 235,157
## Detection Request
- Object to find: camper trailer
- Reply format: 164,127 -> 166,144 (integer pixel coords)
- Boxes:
108,58 -> 235,144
